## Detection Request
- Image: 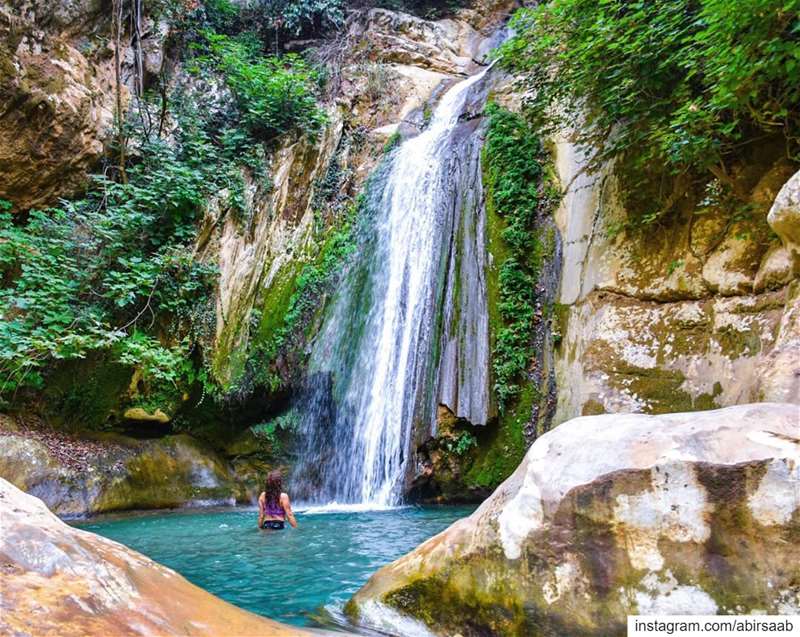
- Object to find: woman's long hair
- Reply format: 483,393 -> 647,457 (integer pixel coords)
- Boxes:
264,470 -> 282,509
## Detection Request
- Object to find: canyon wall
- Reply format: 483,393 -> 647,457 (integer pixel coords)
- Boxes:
552,140 -> 799,422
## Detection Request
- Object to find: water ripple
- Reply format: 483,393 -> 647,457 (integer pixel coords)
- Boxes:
77,505 -> 474,631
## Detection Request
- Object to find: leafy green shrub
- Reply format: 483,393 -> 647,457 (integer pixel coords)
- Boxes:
0,121 -> 232,402
482,103 -> 553,410
383,131 -> 402,153
279,0 -> 345,35
198,31 -> 327,141
498,0 -> 800,178
251,408 -> 300,451
445,431 -> 478,456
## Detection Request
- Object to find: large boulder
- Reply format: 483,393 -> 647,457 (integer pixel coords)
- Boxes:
348,403 -> 800,636
0,477 -> 309,636
0,427 -> 243,517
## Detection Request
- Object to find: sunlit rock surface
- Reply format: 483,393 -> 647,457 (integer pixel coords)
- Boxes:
349,403 -> 800,636
769,168 -> 800,259
0,428 -> 252,517
553,139 -> 800,422
0,477 -> 310,636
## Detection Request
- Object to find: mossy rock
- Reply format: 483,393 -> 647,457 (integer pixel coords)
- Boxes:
42,357 -> 133,431
93,435 -> 236,512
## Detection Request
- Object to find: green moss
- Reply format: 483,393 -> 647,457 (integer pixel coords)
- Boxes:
607,367 -> 722,414
93,435 -> 234,512
485,172 -> 511,344
581,398 -> 607,416
464,383 -> 533,490
256,260 -> 304,344
715,326 -> 762,358
383,131 -> 402,153
482,103 -> 554,410
422,103 -> 433,127
382,567 -> 532,637
465,104 -> 561,492
42,357 -> 133,431
44,75 -> 67,95
231,198 -> 362,394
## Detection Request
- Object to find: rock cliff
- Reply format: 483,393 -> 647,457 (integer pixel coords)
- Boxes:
553,144 -> 800,422
0,0 -> 167,210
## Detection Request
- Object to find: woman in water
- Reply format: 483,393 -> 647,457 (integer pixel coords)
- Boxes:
258,470 -> 298,530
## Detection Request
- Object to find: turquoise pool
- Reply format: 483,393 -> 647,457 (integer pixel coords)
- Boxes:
78,504 -> 474,630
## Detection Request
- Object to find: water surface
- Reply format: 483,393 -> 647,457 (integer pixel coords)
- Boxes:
79,505 -> 474,630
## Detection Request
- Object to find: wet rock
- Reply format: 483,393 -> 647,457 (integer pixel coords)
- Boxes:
198,119 -> 344,386
349,403 -> 800,636
0,477 -> 310,636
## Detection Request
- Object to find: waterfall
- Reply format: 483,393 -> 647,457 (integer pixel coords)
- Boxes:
293,67 -> 494,506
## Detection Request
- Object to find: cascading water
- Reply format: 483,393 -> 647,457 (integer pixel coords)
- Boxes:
293,66 -> 495,506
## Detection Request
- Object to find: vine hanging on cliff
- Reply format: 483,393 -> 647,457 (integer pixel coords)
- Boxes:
111,0 -> 128,182
482,103 -> 557,411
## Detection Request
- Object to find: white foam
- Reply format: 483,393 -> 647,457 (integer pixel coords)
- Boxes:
298,502 -> 412,515
356,600 -> 437,637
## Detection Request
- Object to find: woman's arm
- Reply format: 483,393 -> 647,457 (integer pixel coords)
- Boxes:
257,492 -> 265,528
281,493 -> 298,528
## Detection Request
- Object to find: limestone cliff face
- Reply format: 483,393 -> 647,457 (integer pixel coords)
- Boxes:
0,0 -> 166,211
552,140 -> 800,423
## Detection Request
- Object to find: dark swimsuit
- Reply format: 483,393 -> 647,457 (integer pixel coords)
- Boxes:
260,497 -> 285,530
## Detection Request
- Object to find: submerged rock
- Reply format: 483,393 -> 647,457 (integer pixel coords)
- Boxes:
0,478 -> 309,636
348,403 -> 800,636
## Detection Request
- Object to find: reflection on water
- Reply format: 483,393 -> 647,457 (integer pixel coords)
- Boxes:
77,505 -> 474,629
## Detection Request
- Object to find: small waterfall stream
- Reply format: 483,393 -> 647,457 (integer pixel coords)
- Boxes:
294,67 -> 494,506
